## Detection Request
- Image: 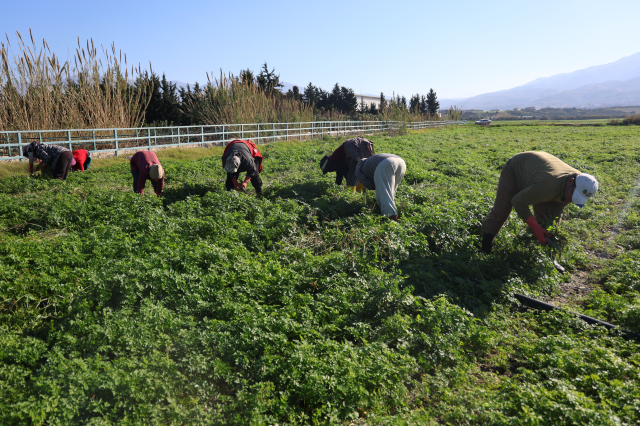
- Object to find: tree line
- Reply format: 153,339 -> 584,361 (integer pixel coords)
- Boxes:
140,63 -> 442,126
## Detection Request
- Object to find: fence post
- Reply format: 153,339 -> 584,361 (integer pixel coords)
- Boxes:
114,130 -> 119,156
177,127 -> 181,146
17,133 -> 23,161
241,124 -> 244,140
92,130 -> 97,152
201,126 -> 204,148
273,123 -> 275,143
299,122 -> 302,140
67,131 -> 73,151
257,124 -> 260,145
286,123 -> 289,141
147,129 -> 151,150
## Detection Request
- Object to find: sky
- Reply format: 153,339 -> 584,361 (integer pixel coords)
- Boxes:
3,0 -> 640,101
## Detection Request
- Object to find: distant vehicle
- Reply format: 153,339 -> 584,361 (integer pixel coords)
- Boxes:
475,119 -> 492,125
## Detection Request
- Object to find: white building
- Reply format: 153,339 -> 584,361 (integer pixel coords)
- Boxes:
355,94 -> 385,109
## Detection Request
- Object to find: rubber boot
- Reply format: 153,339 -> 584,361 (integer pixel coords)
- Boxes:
355,182 -> 366,193
481,232 -> 495,254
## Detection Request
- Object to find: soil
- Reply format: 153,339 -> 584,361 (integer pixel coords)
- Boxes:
544,269 -> 593,306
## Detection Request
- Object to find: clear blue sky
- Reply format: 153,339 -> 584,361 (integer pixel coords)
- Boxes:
4,0 -> 640,100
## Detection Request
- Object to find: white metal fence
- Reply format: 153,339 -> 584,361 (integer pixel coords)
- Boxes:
1,120 -> 466,161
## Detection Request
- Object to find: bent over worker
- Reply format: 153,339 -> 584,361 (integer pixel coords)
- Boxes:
23,142 -> 73,180
319,137 -> 374,190
355,153 -> 406,221
71,149 -> 92,172
130,151 -> 164,197
221,139 -> 263,195
481,151 -> 598,254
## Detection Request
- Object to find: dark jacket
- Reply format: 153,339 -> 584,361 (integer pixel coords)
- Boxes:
222,142 -> 261,178
323,143 -> 359,186
355,153 -> 401,190
33,144 -> 70,172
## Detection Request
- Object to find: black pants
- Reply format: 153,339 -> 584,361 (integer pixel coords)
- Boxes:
131,170 -> 160,194
53,151 -> 73,180
225,173 -> 262,194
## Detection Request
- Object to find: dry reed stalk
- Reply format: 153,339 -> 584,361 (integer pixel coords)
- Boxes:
183,70 -> 314,126
0,30 -> 151,132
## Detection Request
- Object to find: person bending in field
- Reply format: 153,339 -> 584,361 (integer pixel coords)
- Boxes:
23,142 -> 73,180
319,136 -> 374,192
130,151 -> 164,197
71,149 -> 92,172
355,153 -> 406,221
221,139 -> 263,196
481,151 -> 599,254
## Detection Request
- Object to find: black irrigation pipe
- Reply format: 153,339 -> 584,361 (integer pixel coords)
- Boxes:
514,293 -> 640,342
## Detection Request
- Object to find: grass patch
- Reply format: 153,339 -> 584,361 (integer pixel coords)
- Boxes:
1,124 -> 639,424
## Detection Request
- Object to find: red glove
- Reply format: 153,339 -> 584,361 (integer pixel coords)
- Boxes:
232,178 -> 240,191
524,216 -> 550,244
240,182 -> 248,190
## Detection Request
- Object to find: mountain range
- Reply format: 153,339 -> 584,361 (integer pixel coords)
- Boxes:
439,52 -> 640,110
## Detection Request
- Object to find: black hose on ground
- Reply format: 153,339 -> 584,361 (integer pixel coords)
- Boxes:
514,293 -> 640,341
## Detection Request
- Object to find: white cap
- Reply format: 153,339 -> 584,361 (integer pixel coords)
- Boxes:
572,173 -> 598,208
224,155 -> 241,173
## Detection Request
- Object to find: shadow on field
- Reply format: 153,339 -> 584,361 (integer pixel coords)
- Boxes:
267,180 -> 369,221
162,182 -> 221,206
398,237 -> 544,318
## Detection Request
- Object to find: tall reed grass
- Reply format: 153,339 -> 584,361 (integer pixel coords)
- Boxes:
184,71 -> 315,125
0,30 -> 151,132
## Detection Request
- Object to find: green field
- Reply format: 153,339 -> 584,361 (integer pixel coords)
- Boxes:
1,124 -> 640,424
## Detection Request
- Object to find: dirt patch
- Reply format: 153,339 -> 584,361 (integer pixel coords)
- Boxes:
545,270 -> 594,306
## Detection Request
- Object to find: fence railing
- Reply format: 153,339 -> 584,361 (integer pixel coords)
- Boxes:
1,120 -> 466,161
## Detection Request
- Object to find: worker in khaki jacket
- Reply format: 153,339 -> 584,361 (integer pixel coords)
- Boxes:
481,151 -> 598,254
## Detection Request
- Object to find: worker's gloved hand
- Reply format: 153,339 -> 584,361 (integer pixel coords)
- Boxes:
240,182 -> 248,190
355,182 -> 366,193
524,216 -> 550,244
232,178 -> 240,191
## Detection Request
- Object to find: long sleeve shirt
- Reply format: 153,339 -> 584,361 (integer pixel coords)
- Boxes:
508,151 -> 580,219
323,144 -> 354,185
130,151 -> 164,196
33,144 -> 70,171
71,149 -> 89,171
221,142 -> 261,178
355,153 -> 400,190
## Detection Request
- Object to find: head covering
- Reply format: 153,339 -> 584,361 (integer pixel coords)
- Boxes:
149,164 -> 164,180
23,142 -> 38,157
70,157 -> 77,167
224,155 -> 241,173
572,173 -> 598,208
84,156 -> 92,170
319,155 -> 330,174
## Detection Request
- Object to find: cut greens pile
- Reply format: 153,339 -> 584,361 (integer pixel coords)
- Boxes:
1,123 -> 639,424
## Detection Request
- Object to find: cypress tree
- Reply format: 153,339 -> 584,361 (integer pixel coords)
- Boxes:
379,92 -> 386,113
426,88 -> 440,116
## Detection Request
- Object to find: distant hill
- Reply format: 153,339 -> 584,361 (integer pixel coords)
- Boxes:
439,52 -> 640,110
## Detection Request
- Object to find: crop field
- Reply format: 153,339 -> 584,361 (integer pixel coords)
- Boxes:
1,123 -> 640,424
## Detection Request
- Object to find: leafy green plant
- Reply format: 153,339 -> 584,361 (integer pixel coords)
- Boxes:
1,123 -> 640,424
